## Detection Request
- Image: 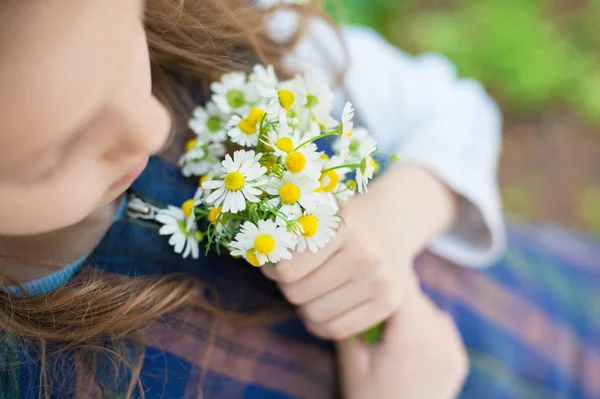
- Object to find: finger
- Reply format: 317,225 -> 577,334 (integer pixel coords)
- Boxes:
379,305 -> 406,348
279,235 -> 383,305
279,250 -> 355,305
298,272 -> 377,323
308,295 -> 400,341
261,229 -> 346,284
337,337 -> 370,380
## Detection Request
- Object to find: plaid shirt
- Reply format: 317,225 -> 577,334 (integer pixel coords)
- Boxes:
5,156 -> 600,398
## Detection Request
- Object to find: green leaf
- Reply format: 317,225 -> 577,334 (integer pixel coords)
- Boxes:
360,323 -> 384,345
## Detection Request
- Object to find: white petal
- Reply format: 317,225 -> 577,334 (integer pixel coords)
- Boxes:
182,239 -> 192,259
206,187 -> 226,205
159,224 -> 179,236
202,180 -> 223,190
213,96 -> 230,114
242,188 -> 259,203
172,234 -> 185,254
156,213 -> 178,225
235,191 -> 246,212
190,240 -> 200,259
223,194 -> 234,213
244,166 -> 267,181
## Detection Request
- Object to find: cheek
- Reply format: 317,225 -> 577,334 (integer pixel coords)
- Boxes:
0,164 -> 109,236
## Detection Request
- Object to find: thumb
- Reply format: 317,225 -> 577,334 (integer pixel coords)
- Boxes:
337,308 -> 405,378
337,338 -> 370,380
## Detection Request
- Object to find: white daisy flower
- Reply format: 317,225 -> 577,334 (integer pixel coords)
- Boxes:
211,72 -> 254,114
317,155 -> 350,194
156,201 -> 200,259
250,64 -> 279,91
289,75 -> 337,129
227,107 -> 266,147
262,129 -> 303,158
338,102 -> 355,160
283,143 -> 322,180
355,138 -> 377,193
293,203 -> 340,253
194,173 -> 217,200
202,150 -> 267,213
333,126 -> 372,163
319,179 -> 356,212
229,219 -> 296,267
259,84 -> 297,126
265,171 -> 320,217
188,102 -> 228,142
335,180 -> 357,202
179,138 -> 226,177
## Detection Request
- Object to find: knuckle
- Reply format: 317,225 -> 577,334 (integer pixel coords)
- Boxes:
305,322 -> 330,340
360,248 -> 383,268
371,264 -> 391,287
363,248 -> 383,267
275,264 -> 298,284
281,285 -> 306,305
325,324 -> 347,341
300,305 -> 326,324
380,288 -> 402,311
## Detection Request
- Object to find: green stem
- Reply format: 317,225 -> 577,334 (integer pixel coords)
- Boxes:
256,114 -> 269,152
293,131 -> 339,151
321,163 -> 361,174
373,151 -> 397,159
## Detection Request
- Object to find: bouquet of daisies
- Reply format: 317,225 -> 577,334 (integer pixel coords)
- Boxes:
157,64 -> 388,266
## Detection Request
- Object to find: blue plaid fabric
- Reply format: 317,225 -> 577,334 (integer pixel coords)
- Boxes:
6,156 -> 600,398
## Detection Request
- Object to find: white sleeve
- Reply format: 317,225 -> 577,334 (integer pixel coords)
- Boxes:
339,26 -> 506,268
272,17 -> 506,267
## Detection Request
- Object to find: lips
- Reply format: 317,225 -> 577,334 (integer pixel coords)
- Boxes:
110,155 -> 149,190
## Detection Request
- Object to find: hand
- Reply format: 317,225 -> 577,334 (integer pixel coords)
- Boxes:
338,276 -> 469,399
262,165 -> 458,341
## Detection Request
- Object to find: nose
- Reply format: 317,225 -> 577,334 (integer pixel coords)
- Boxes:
103,94 -> 172,161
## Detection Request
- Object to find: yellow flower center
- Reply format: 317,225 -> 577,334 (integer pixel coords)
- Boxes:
181,199 -> 195,218
185,138 -> 198,152
224,171 -> 245,191
346,180 -> 357,191
298,215 -> 319,238
319,153 -> 330,161
238,118 -> 257,135
199,175 -> 210,186
286,152 -> 306,173
254,234 -> 276,255
247,107 -> 266,124
346,130 -> 353,138
278,89 -> 295,110
320,170 -> 339,192
208,206 -> 222,223
279,183 -> 301,205
275,137 -> 294,153
246,249 -> 262,267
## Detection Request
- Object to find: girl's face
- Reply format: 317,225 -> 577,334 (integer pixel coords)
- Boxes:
0,0 -> 171,236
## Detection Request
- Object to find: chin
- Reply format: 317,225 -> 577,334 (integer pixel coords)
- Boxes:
97,186 -> 129,211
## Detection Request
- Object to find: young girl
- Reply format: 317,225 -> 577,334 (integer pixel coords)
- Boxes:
0,0 -> 598,398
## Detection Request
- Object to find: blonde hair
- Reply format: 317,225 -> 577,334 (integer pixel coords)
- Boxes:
0,0 -> 334,397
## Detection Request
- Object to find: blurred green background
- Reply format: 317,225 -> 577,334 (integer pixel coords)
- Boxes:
326,0 -> 600,236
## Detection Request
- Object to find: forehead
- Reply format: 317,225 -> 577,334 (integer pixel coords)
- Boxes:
0,0 -> 142,164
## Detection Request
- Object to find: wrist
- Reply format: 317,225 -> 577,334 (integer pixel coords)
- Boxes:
371,163 -> 459,257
